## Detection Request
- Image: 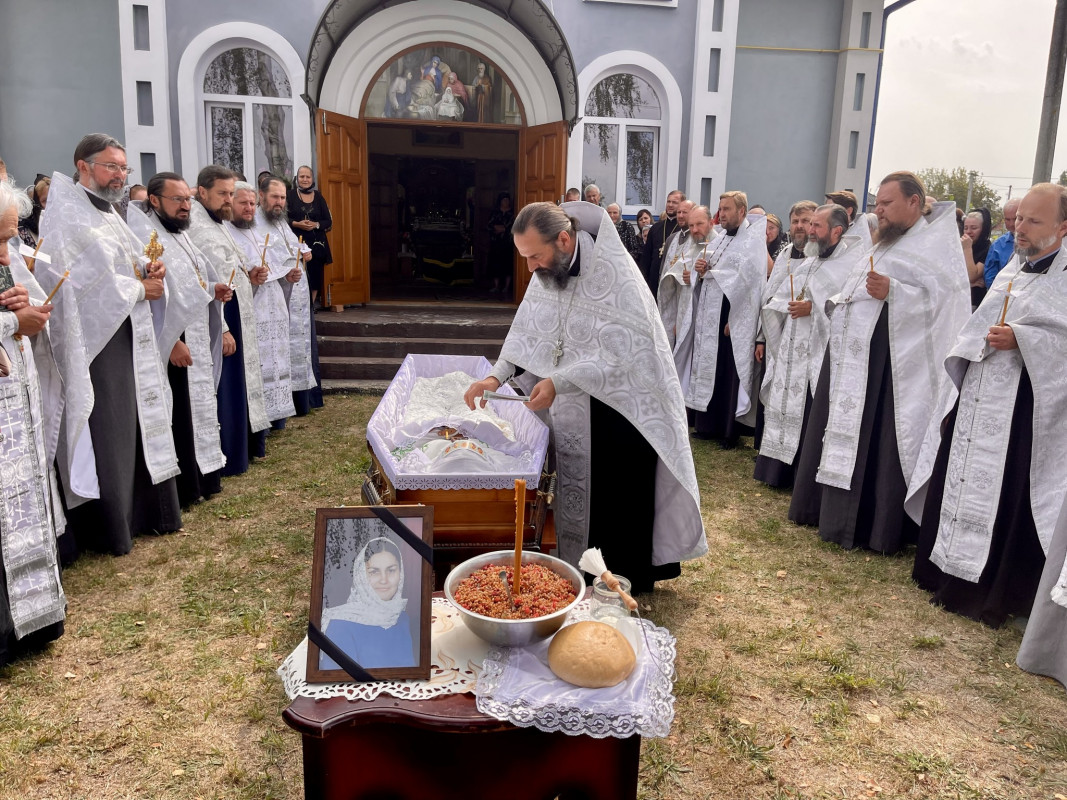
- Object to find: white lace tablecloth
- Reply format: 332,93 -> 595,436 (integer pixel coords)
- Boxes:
473,608 -> 678,739
278,598 -> 490,701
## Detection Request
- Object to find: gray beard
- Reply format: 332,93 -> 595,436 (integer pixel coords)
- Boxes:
89,177 -> 124,204
264,206 -> 287,224
1016,233 -> 1057,260
231,217 -> 255,230
803,240 -> 821,258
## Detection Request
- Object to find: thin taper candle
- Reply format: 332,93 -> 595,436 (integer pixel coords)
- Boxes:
998,279 -> 1013,327
789,273 -> 795,301
43,270 -> 70,305
27,237 -> 44,272
259,233 -> 270,270
513,479 -> 526,595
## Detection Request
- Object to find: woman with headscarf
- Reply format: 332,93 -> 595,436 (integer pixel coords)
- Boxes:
765,213 -> 786,263
287,165 -> 333,308
961,208 -> 991,309
320,536 -> 415,669
18,176 -> 49,247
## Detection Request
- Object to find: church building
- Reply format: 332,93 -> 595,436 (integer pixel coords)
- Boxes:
0,0 -> 886,304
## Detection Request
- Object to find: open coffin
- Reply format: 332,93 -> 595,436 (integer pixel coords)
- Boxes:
364,354 -> 556,584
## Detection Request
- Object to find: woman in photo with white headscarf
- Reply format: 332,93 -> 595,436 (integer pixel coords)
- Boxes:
319,536 -> 416,669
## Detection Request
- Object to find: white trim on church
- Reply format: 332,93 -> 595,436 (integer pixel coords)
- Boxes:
569,51 -> 683,216
118,0 -> 173,175
176,22 -> 312,181
686,0 -> 739,208
316,0 -> 562,125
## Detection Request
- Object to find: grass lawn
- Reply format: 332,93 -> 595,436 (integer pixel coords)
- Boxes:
2,394 -> 1065,799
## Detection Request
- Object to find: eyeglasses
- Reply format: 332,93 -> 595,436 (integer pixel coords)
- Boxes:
89,161 -> 134,176
157,195 -> 195,205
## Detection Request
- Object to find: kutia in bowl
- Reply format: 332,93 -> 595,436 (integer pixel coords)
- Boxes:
444,550 -> 584,647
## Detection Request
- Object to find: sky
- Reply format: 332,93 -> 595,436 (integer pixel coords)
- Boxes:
868,0 -> 1066,203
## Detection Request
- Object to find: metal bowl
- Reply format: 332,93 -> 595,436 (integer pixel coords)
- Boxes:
444,550 -> 584,647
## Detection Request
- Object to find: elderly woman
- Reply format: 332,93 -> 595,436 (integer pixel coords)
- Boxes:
607,202 -> 643,262
320,537 -> 415,670
765,213 -> 786,261
287,165 -> 333,306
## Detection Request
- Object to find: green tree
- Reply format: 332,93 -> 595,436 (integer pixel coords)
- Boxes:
916,167 -> 1003,227
1057,169 -> 1067,186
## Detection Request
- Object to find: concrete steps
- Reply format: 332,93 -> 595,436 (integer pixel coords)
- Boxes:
316,303 -> 515,392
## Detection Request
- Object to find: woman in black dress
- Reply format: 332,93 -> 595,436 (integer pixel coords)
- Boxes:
287,165 -> 333,306
487,192 -> 514,297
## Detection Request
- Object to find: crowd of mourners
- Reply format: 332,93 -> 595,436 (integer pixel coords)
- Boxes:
0,134 -> 327,666
483,172 -> 1067,647
576,172 -> 1067,681
2,132 -> 1066,690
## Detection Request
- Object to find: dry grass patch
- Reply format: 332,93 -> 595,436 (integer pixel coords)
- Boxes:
0,396 -> 1065,799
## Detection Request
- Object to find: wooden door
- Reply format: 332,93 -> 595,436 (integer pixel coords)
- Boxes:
317,110 -> 369,307
516,121 -> 567,302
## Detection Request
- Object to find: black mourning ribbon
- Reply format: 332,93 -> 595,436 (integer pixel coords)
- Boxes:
310,506 -> 434,683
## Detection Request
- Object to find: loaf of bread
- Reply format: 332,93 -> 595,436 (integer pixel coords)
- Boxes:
547,620 -> 637,688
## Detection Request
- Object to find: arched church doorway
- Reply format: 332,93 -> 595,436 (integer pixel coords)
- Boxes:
304,0 -> 578,308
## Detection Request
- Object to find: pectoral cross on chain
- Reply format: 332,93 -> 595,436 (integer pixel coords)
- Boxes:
552,337 -> 564,367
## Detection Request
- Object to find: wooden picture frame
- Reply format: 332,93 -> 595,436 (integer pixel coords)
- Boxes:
307,506 -> 434,683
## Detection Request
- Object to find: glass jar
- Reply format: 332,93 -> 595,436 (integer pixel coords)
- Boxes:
591,575 -> 632,611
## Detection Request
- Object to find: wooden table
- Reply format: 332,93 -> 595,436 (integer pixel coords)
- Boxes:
283,598 -> 641,799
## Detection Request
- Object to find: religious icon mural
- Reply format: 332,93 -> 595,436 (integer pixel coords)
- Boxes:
364,46 -> 519,125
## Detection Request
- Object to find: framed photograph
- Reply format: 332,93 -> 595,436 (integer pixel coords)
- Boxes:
306,506 -> 434,683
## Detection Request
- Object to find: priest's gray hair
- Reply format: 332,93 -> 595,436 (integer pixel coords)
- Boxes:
234,181 -> 256,195
513,202 -> 579,242
0,178 -> 32,220
73,133 -> 124,165
815,203 -> 850,236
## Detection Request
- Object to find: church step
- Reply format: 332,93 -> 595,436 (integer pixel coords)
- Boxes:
321,378 -> 390,395
319,356 -> 406,381
318,335 -> 504,360
314,305 -> 514,340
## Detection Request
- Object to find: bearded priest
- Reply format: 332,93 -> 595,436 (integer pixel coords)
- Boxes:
464,201 -> 706,594
908,183 -> 1067,627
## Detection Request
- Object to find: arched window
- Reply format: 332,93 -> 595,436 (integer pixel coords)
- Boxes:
581,74 -> 661,212
202,47 -> 295,178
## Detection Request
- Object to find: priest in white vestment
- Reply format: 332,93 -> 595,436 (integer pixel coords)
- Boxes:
228,183 -> 296,424
908,183 -> 1067,627
656,201 -> 697,350
257,177 -> 318,416
187,169 -> 271,476
38,135 -> 182,557
464,202 -> 706,593
130,173 -> 228,507
790,171 -> 970,554
756,204 -> 858,489
0,180 -> 66,664
685,191 -> 767,447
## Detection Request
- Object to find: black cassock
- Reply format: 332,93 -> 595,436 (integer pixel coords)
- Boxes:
912,369 -> 1044,628
639,216 -> 679,299
169,346 -> 222,508
789,307 -> 918,554
64,319 -> 182,557
692,295 -> 752,447
217,294 -> 267,476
